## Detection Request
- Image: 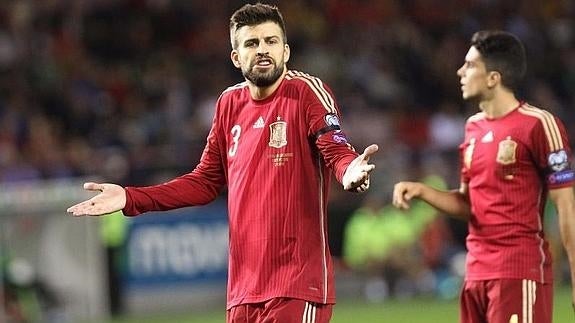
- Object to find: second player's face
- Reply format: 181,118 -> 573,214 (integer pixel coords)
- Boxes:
231,21 -> 290,87
456,46 -> 490,101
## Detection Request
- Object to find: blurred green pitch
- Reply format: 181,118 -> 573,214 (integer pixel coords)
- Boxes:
101,286 -> 573,323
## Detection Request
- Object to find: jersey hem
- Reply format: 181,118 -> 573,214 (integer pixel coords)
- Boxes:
465,273 -> 553,284
226,295 -> 336,310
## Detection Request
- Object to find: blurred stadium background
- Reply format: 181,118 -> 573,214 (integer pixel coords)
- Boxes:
0,0 -> 573,322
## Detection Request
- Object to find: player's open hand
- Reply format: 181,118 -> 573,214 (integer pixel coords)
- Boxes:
342,144 -> 378,192
66,182 -> 126,216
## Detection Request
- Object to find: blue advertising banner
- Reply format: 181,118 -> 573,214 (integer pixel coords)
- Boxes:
123,200 -> 229,289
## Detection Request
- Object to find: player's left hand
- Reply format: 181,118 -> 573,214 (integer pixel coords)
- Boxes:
342,144 -> 378,192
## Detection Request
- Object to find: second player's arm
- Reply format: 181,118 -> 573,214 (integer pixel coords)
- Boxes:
393,181 -> 472,221
550,186 -> 575,305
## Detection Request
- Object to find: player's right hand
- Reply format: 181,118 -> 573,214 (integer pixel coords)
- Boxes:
392,181 -> 422,210
66,182 -> 126,216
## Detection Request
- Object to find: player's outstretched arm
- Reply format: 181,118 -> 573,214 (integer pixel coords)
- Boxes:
67,182 -> 126,216
392,181 -> 471,220
342,144 -> 378,192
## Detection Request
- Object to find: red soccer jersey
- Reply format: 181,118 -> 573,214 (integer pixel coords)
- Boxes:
123,70 -> 359,308
459,102 -> 575,283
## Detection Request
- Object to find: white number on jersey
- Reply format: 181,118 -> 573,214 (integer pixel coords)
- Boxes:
229,125 -> 241,157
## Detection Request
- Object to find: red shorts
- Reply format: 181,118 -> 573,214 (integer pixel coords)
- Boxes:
460,279 -> 552,323
226,298 -> 333,323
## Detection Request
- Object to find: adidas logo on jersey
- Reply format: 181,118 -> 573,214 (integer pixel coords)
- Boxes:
253,116 -> 265,128
481,131 -> 494,143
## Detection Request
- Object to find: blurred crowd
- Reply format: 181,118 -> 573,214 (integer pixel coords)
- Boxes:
0,0 -> 573,187
0,0 -> 574,305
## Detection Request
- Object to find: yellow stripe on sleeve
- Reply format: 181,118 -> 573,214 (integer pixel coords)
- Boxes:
518,105 -> 563,151
286,70 -> 336,114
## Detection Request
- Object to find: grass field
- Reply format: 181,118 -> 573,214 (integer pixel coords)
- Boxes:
103,286 -> 574,323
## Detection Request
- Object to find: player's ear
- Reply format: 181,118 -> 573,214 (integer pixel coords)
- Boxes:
231,50 -> 241,68
487,71 -> 500,88
283,44 -> 290,64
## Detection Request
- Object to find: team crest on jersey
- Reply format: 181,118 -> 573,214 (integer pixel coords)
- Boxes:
269,117 -> 287,148
496,136 -> 517,165
548,150 -> 569,172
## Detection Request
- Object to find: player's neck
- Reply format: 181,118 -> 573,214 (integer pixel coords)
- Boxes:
479,90 -> 519,119
248,69 -> 287,101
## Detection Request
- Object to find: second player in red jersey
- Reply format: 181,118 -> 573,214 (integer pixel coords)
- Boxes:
393,30 -> 575,323
461,102 -> 572,284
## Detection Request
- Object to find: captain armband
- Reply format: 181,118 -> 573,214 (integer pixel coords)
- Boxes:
314,125 -> 341,139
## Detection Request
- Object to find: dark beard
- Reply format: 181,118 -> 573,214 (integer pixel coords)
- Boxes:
243,63 -> 284,87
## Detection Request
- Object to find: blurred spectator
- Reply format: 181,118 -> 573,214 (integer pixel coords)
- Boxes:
342,174 -> 463,301
428,100 -> 466,153
2,254 -> 66,323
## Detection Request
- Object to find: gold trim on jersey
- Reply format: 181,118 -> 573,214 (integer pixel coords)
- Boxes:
467,112 -> 486,123
316,156 -> 329,303
286,70 -> 336,114
464,138 -> 476,169
497,136 -> 517,165
518,105 -> 563,152
222,81 -> 248,94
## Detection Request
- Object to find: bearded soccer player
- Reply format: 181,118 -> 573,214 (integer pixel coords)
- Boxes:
393,30 -> 575,323
67,3 -> 378,322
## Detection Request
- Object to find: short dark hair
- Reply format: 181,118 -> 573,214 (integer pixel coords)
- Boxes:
470,30 -> 527,91
229,3 -> 287,50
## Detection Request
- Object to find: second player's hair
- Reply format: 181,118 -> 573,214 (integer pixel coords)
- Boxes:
471,30 -> 526,91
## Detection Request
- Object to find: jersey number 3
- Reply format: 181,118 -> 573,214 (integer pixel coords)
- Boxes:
229,125 -> 241,157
